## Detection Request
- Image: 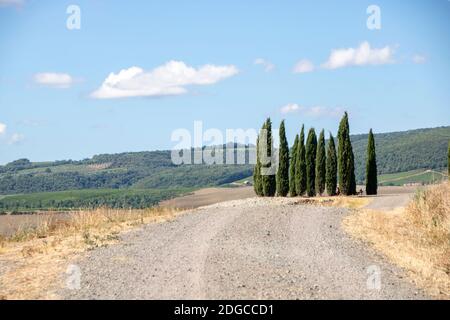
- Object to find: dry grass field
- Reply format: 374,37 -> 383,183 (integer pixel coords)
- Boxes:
343,182 -> 450,299
0,207 -> 182,299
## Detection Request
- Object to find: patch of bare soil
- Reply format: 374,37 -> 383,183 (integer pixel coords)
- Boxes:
159,186 -> 255,209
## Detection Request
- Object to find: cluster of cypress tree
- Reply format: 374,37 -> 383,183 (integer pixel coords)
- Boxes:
253,113 -> 378,197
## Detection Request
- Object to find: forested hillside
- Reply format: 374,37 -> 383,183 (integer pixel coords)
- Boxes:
0,148 -> 253,195
0,126 -> 448,211
0,127 -> 448,194
352,126 -> 449,183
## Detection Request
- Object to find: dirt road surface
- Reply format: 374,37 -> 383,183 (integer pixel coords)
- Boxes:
62,196 -> 425,299
0,185 -> 416,237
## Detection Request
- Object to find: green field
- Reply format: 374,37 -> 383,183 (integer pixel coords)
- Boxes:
378,169 -> 447,186
0,188 -> 192,213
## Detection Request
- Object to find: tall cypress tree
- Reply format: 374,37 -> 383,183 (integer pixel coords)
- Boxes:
365,129 -> 378,195
276,120 -> 289,196
296,125 -> 307,195
289,134 -> 299,196
315,129 -> 326,195
253,133 -> 263,196
326,133 -> 337,196
337,112 -> 357,195
305,128 -> 317,197
337,114 -> 347,194
261,118 -> 276,197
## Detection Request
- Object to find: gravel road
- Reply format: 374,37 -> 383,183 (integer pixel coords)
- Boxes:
62,197 -> 426,299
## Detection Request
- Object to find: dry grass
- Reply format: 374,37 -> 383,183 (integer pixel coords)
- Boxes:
343,182 -> 450,299
327,196 -> 371,209
0,207 -> 182,300
290,196 -> 371,209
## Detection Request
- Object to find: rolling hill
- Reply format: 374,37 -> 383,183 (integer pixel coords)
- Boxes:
0,126 -> 448,211
351,126 -> 449,183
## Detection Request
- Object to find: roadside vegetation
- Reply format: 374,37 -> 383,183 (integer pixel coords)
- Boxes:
343,182 -> 450,299
0,206 -> 182,299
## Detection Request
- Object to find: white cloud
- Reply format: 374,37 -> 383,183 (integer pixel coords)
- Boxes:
280,103 -> 300,114
8,133 -> 25,145
322,41 -> 394,70
91,61 -> 239,99
0,123 -> 24,144
0,0 -> 24,7
0,122 -> 6,135
280,103 -> 344,118
412,54 -> 426,64
254,58 -> 275,72
293,59 -> 314,73
34,72 -> 74,88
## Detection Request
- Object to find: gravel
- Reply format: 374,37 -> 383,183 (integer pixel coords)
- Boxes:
61,197 -> 427,299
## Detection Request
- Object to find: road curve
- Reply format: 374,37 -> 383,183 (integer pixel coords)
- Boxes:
62,197 -> 426,299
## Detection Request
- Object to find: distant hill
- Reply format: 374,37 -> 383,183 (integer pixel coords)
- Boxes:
0,148 -> 253,195
352,126 -> 449,183
0,126 -> 448,211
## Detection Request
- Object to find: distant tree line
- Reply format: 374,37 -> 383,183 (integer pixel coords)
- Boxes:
0,188 -> 188,213
254,112 -> 378,197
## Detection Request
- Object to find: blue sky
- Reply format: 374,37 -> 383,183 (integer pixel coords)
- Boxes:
0,0 -> 449,164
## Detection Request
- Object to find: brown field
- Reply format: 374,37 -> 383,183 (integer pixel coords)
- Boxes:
159,186 -> 256,209
0,212 -> 72,238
